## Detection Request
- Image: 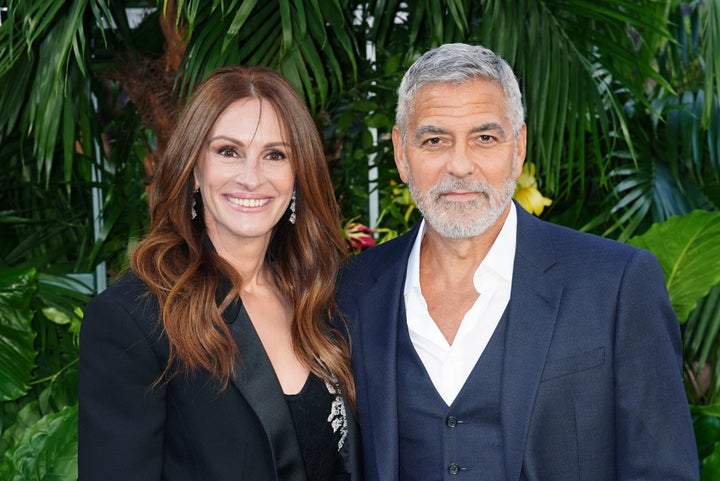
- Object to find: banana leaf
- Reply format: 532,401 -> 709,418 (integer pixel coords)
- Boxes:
628,210 -> 720,323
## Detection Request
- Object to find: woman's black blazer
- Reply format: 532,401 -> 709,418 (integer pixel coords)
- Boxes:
79,272 -> 362,481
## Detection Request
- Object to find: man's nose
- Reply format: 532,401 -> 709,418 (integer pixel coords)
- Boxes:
446,144 -> 476,177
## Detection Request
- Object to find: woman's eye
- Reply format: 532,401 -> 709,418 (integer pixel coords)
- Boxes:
217,146 -> 237,157
266,151 -> 287,161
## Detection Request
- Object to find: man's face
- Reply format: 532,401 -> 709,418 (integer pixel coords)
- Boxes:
392,79 -> 526,239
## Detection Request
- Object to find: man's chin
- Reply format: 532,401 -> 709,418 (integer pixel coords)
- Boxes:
423,201 -> 512,239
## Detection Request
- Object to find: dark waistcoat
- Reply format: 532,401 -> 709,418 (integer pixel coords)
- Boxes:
397,310 -> 508,481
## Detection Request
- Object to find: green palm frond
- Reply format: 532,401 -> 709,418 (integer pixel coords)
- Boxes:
592,161 -> 708,242
0,0 -> 113,184
477,0 -> 673,197
684,284 -> 720,404
362,0 -> 469,49
702,0 -> 720,127
172,0 -> 358,110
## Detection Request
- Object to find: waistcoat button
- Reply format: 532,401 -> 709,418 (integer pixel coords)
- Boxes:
447,416 -> 458,428
448,463 -> 460,475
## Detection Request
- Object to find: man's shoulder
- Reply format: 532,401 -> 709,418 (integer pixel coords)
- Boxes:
356,232 -> 413,260
522,212 -> 654,270
340,226 -> 417,283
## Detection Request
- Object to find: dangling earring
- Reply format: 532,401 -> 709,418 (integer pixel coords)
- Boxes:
289,190 -> 296,224
191,188 -> 199,220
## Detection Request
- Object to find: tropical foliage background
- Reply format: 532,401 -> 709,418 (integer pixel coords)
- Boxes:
0,0 -> 719,479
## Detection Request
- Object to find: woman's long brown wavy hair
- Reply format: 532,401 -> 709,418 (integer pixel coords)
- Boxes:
131,65 -> 354,406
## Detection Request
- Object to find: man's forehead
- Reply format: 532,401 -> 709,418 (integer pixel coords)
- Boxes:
410,81 -> 504,113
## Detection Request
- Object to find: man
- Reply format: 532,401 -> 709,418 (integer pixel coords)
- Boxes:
338,43 -> 698,481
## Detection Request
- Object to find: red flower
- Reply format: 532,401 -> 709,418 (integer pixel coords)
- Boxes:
344,222 -> 376,252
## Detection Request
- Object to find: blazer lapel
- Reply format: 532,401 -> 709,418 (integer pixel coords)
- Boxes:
225,301 -> 307,481
339,403 -> 363,479
502,206 -> 563,481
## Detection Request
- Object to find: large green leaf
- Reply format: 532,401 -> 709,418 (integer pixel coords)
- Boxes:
628,210 -> 720,322
693,410 -> 720,459
0,266 -> 37,401
0,404 -> 78,481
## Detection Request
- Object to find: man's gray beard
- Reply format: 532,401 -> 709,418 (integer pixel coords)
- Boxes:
408,174 -> 516,239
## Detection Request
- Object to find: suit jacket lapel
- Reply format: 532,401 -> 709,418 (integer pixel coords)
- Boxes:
502,206 -> 563,481
225,301 -> 307,481
354,224 -> 419,481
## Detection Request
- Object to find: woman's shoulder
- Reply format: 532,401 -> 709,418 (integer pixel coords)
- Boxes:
84,271 -> 160,333
90,271 -> 151,306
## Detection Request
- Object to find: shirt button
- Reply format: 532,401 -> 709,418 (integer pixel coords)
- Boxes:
447,416 -> 458,428
448,463 -> 460,475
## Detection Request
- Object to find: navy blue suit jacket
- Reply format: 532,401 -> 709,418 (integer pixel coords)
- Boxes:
338,203 -> 698,481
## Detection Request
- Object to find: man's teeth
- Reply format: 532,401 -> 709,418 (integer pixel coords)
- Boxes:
228,197 -> 269,207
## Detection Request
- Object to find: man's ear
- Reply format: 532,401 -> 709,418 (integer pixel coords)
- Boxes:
515,123 -> 527,177
392,125 -> 409,184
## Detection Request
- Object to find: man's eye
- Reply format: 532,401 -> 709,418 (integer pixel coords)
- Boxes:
479,135 -> 495,143
424,137 -> 442,145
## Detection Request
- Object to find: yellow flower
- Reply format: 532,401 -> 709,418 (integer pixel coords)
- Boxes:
389,179 -> 403,196
514,162 -> 552,216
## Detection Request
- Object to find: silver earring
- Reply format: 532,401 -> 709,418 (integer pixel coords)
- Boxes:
289,190 -> 296,224
191,189 -> 199,219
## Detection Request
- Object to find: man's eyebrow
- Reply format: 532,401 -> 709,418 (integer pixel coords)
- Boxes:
412,122 -> 508,143
412,125 -> 448,142
470,122 -> 506,136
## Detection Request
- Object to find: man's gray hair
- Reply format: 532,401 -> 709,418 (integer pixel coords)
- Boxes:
396,43 -> 524,143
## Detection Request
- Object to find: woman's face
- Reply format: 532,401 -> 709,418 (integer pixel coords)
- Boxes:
194,98 -> 295,250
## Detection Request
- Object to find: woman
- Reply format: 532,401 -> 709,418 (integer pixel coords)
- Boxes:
79,66 -> 361,481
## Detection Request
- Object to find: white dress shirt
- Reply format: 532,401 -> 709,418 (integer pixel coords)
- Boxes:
403,203 -> 517,406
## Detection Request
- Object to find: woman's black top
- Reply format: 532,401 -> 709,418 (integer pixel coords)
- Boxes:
285,373 -> 345,481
